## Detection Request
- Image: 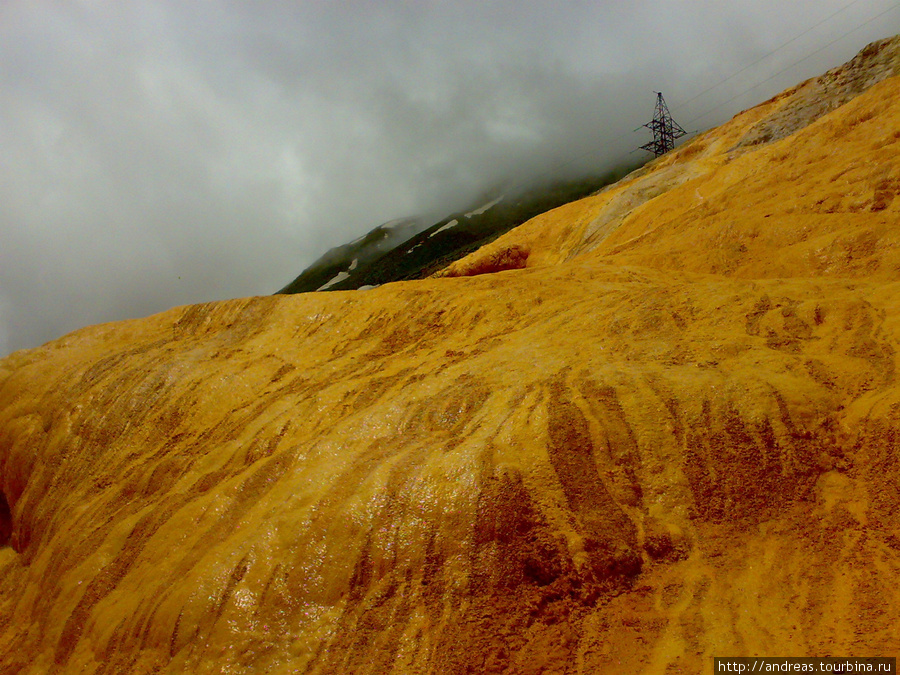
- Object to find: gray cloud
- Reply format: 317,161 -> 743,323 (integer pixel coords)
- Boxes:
2,0 -> 899,356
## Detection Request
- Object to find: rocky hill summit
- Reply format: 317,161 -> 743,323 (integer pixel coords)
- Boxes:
2,36 -> 900,674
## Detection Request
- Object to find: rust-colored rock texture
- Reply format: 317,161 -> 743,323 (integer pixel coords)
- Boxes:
3,37 -> 900,674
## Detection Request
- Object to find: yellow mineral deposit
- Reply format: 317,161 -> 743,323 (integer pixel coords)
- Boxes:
2,36 -> 900,674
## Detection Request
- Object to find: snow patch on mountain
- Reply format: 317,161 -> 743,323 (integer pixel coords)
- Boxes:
465,196 -> 503,217
429,219 -> 459,237
317,272 -> 350,291
316,258 -> 359,290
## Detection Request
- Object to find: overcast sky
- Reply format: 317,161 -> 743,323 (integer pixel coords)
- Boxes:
2,0 -> 899,357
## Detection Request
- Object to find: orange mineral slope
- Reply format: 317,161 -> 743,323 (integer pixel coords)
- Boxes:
2,37 -> 900,675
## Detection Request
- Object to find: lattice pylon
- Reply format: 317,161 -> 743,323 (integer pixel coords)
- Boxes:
640,92 -> 687,157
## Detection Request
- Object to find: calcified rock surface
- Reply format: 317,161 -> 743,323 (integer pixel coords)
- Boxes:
3,38 -> 900,675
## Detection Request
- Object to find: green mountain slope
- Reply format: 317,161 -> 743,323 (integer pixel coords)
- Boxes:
277,165 -> 644,294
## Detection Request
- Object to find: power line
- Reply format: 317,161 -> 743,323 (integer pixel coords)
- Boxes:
683,0 -> 900,128
509,0 -> 900,192
676,0 -> 872,113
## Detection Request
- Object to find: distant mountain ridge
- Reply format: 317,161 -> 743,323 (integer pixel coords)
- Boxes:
277,166 -> 642,294
276,216 -> 423,294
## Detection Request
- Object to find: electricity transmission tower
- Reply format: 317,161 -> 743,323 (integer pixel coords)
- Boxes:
640,92 -> 687,157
